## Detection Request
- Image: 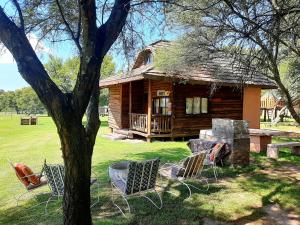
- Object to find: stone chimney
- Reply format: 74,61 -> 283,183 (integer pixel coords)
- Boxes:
212,119 -> 250,166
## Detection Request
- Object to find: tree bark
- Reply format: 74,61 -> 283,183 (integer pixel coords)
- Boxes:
0,1 -> 131,224
58,116 -> 93,225
273,72 -> 300,125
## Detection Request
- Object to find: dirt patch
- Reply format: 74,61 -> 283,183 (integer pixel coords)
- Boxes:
259,164 -> 300,185
203,204 -> 300,225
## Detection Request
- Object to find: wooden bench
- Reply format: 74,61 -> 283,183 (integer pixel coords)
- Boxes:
267,142 -> 300,158
20,116 -> 38,125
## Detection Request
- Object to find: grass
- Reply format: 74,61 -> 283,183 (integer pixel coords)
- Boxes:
0,115 -> 299,224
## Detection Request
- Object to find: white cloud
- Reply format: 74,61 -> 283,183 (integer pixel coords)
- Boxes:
0,33 -> 50,65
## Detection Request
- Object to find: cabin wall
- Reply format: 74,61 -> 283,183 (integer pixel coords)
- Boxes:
243,86 -> 261,129
121,83 -> 129,128
143,79 -> 173,113
173,84 -> 243,136
131,80 -> 145,114
108,84 -> 122,130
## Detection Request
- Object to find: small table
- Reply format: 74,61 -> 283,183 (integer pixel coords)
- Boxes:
249,129 -> 287,153
109,161 -> 129,181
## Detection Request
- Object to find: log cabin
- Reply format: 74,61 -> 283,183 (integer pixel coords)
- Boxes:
100,40 -> 276,142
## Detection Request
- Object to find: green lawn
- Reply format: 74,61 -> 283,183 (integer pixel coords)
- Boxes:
0,115 -> 299,225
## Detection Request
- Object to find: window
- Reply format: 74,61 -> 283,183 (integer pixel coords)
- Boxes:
153,97 -> 171,115
186,97 -> 208,115
145,53 -> 153,65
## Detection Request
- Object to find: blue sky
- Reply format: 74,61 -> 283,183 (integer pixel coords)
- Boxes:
0,1 -> 179,91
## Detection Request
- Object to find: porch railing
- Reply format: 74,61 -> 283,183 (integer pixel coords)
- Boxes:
151,115 -> 172,134
129,113 -> 171,134
129,113 -> 147,132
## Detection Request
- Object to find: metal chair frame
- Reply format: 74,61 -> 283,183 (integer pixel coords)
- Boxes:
111,159 -> 162,217
43,163 -> 100,213
159,152 -> 209,198
8,160 -> 49,208
204,143 -> 225,181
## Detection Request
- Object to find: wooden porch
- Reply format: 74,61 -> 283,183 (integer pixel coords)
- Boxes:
129,113 -> 172,135
127,79 -> 173,141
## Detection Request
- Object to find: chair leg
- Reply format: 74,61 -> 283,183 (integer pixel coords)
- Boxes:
90,181 -> 100,208
44,196 -> 55,214
212,165 -> 218,181
143,190 -> 163,209
112,193 -> 131,217
16,192 -> 29,207
111,182 -> 131,217
178,180 -> 192,199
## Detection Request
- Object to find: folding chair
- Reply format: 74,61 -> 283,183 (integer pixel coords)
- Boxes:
43,162 -> 100,213
8,160 -> 48,206
111,158 -> 162,216
204,143 -> 225,181
159,152 -> 209,198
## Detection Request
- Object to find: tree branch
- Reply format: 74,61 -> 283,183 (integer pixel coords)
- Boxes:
73,0 -> 131,117
0,7 -> 66,121
11,0 -> 24,32
76,0 -> 82,40
223,0 -> 300,57
55,0 -> 82,53
85,79 -> 100,148
96,0 -> 131,57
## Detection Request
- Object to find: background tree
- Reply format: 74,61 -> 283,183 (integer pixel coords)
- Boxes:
15,87 -> 45,114
45,55 -> 115,106
0,1 -> 168,224
0,91 -> 18,112
45,55 -> 115,92
163,0 -> 300,124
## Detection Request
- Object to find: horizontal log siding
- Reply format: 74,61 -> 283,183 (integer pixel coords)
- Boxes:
121,83 -> 129,128
145,79 -> 173,98
172,84 -> 243,136
108,84 -> 122,129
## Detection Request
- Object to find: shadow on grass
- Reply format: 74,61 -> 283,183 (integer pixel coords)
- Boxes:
92,147 -> 189,182
2,145 -> 299,225
0,193 -> 63,225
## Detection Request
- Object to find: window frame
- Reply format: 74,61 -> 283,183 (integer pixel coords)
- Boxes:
185,97 -> 209,115
152,96 -> 171,116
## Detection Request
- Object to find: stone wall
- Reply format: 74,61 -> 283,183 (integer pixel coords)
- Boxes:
212,119 -> 250,166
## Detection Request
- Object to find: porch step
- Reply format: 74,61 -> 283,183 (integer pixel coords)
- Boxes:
114,129 -> 133,138
102,133 -> 127,140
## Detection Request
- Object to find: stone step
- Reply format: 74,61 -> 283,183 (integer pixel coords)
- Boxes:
102,133 -> 127,140
114,129 -> 133,138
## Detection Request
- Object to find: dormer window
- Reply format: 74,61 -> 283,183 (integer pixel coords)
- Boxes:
145,53 -> 153,65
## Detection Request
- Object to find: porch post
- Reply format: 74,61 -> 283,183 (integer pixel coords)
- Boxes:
171,83 -> 175,141
129,82 -> 132,129
120,84 -> 123,129
147,79 -> 152,142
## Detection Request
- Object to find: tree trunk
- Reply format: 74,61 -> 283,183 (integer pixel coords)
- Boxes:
274,76 -> 300,125
58,120 -> 93,225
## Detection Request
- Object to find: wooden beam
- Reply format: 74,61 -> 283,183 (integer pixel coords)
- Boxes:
129,82 -> 132,130
129,82 -> 132,114
147,80 -> 152,137
120,84 -> 123,129
171,83 -> 175,139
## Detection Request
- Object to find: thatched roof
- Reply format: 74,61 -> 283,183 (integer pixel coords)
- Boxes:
100,40 -> 277,89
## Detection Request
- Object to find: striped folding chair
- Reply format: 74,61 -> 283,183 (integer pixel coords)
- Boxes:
111,158 -> 162,216
159,151 -> 209,198
43,162 -> 100,213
